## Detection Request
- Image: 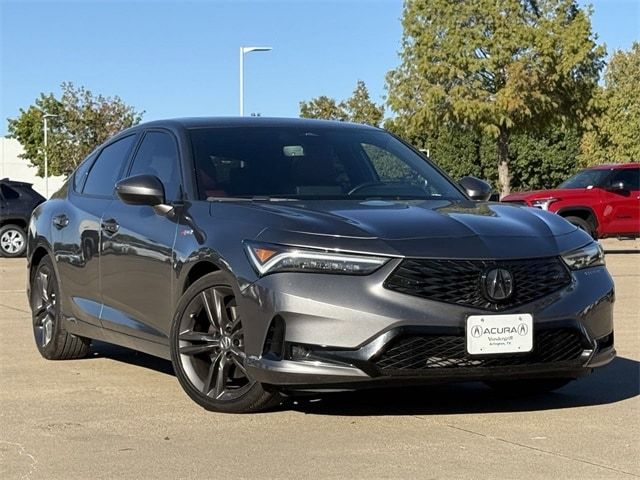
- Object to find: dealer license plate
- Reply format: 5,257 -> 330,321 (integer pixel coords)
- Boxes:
466,314 -> 533,355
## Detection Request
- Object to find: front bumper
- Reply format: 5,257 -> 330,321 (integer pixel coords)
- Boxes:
239,260 -> 615,390
246,326 -> 615,390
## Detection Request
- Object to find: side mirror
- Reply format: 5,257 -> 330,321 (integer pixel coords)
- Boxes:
459,176 -> 492,201
116,175 -> 167,209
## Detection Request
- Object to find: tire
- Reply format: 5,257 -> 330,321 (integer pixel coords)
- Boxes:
564,216 -> 595,239
30,255 -> 91,360
170,271 -> 281,413
0,224 -> 27,257
485,378 -> 573,396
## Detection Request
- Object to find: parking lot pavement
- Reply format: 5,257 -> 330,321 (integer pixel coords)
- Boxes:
1,242 -> 638,480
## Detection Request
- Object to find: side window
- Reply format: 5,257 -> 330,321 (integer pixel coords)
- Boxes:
73,152 -> 97,192
1,184 -> 20,200
83,135 -> 136,197
128,131 -> 181,202
610,168 -> 640,189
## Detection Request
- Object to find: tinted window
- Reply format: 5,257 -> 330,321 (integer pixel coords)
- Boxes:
83,136 -> 136,197
73,152 -> 97,192
609,168 -> 640,189
189,127 -> 463,200
1,184 -> 20,200
558,169 -> 611,189
128,131 -> 182,201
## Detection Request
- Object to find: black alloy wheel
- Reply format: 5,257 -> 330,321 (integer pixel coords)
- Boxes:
170,271 -> 280,413
31,256 -> 91,359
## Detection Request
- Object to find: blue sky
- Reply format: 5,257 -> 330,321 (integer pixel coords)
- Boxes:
1,0 -> 638,135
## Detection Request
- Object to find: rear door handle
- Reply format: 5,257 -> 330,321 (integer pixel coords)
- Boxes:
52,214 -> 69,230
101,218 -> 119,235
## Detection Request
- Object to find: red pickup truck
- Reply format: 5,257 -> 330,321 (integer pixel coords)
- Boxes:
502,163 -> 640,239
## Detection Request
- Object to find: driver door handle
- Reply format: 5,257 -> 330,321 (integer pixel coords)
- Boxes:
101,218 -> 119,235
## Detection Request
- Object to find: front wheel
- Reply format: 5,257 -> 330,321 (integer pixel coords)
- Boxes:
564,216 -> 595,239
170,271 -> 281,413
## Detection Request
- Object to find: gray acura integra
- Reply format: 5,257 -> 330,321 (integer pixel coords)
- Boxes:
27,118 -> 615,412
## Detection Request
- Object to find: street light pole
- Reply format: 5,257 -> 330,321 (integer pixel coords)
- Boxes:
42,114 -> 58,198
239,46 -> 272,116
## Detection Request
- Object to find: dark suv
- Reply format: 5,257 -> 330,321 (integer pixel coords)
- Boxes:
0,178 -> 45,257
502,163 -> 640,239
27,118 -> 615,413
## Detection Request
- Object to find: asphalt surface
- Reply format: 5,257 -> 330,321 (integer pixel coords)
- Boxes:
1,239 -> 638,479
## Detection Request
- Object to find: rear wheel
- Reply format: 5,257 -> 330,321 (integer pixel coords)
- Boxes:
0,224 -> 26,257
170,271 -> 281,413
30,256 -> 91,359
564,216 -> 595,238
485,378 -> 573,396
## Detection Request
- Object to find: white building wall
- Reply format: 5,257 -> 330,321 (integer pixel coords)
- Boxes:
0,136 -> 66,198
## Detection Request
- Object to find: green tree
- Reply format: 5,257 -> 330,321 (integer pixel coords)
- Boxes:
299,95 -> 347,122
7,82 -> 143,176
342,80 -> 385,126
300,80 -> 384,126
387,118 -> 580,193
580,42 -> 640,164
386,0 -> 605,197
510,127 -> 581,190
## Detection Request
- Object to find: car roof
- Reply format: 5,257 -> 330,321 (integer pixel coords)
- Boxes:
586,162 -> 639,170
128,116 -> 380,131
0,178 -> 34,188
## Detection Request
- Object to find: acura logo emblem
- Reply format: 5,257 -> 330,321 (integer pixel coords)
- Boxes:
517,323 -> 528,336
471,325 -> 483,338
483,268 -> 514,301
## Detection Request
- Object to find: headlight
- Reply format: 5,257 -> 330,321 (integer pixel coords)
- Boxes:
245,241 -> 388,276
531,198 -> 558,210
561,242 -> 605,270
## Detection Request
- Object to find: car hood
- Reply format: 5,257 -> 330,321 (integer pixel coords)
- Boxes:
502,188 -> 586,202
213,199 -> 592,259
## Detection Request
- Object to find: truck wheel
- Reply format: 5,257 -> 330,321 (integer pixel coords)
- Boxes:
564,216 -> 595,238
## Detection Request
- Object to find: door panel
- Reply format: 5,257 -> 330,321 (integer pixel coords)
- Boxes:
53,194 -> 111,327
98,129 -> 182,342
601,169 -> 640,235
53,134 -> 137,327
99,203 -> 177,340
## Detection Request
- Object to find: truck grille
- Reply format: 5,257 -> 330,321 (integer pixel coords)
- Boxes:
384,257 -> 571,311
374,328 -> 586,374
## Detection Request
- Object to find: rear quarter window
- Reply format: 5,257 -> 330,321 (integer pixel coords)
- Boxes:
73,152 -> 97,193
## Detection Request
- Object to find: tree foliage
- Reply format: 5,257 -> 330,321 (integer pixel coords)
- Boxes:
580,42 -> 640,164
7,82 -> 144,176
386,0 -> 605,196
300,80 -> 384,126
299,95 -> 348,122
386,116 -> 581,192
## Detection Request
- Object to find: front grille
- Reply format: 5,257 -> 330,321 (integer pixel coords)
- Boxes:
384,257 -> 571,311
375,328 -> 586,374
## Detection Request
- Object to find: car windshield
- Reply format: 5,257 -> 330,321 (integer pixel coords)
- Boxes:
558,169 -> 610,189
189,126 -> 465,201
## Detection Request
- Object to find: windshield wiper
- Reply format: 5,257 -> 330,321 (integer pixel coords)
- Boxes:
207,196 -> 298,202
